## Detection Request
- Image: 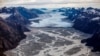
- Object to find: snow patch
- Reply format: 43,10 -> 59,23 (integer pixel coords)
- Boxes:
0,13 -> 11,19
91,17 -> 100,21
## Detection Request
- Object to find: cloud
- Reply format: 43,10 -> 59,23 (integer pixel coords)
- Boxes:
51,0 -> 63,2
0,0 -> 100,8
2,0 -> 36,4
36,0 -> 99,3
1,0 -> 100,4
58,0 -> 98,2
1,3 -> 100,8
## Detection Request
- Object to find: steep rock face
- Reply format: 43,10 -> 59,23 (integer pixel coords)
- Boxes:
16,7 -> 38,19
0,17 -> 26,56
30,8 -> 45,14
63,8 -> 80,21
6,9 -> 30,32
59,7 -> 100,34
73,17 -> 100,34
81,28 -> 100,52
72,8 -> 100,52
61,7 -> 100,52
65,8 -> 100,34
0,7 -> 38,19
0,7 -> 15,13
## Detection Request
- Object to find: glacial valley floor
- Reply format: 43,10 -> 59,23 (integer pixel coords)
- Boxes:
5,28 -> 100,56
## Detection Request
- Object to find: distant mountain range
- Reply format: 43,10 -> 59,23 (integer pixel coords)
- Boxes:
0,7 -> 100,56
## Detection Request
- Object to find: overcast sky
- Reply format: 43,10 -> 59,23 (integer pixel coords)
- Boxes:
0,0 -> 100,8
1,0 -> 100,4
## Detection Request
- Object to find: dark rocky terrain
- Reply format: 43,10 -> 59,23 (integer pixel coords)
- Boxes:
81,25 -> 100,52
0,17 -> 26,56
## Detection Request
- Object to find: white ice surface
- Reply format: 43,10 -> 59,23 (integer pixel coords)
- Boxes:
30,12 -> 73,27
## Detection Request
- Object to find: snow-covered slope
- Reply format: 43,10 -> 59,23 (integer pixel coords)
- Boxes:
0,13 -> 11,19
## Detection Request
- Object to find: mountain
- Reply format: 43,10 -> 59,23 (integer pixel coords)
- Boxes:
81,27 -> 100,52
59,7 -> 100,34
79,10 -> 100,51
73,8 -> 100,34
6,9 -> 30,32
0,7 -> 15,13
58,7 -> 100,52
30,8 -> 45,14
73,17 -> 100,34
16,7 -> 38,19
67,7 -> 100,52
0,7 -> 38,19
0,7 -> 41,32
0,17 -> 27,56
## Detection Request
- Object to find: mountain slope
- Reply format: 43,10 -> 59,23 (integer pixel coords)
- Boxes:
0,15 -> 27,56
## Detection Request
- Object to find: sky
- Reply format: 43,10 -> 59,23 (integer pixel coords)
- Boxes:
1,0 -> 100,4
0,0 -> 100,8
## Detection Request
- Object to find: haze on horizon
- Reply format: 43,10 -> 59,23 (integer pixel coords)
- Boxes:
1,0 -> 100,3
0,0 -> 100,8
